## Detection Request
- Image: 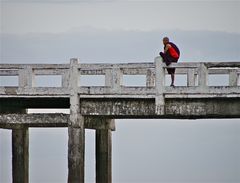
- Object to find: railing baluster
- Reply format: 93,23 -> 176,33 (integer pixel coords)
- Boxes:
198,63 -> 208,89
105,69 -> 113,87
146,69 -> 155,87
112,66 -> 123,92
18,66 -> 34,87
62,70 -> 70,87
229,70 -> 238,86
187,69 -> 196,86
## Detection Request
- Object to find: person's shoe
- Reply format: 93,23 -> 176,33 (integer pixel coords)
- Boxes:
170,84 -> 175,87
159,52 -> 164,57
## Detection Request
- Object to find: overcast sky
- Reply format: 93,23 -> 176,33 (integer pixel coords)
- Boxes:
0,0 -> 240,183
1,0 -> 240,34
1,0 -> 240,63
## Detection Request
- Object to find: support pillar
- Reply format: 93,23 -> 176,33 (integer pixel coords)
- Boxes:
68,124 -> 85,183
68,58 -> 85,183
95,119 -> 114,183
12,127 -> 29,183
10,64 -> 33,182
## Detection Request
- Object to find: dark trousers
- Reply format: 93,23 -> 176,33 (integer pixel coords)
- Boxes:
160,52 -> 178,74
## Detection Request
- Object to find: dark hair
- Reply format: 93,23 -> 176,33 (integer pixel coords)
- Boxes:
163,37 -> 169,42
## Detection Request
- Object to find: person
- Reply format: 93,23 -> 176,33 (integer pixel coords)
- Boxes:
159,37 -> 180,87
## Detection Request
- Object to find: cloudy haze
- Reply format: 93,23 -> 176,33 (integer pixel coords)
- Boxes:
0,0 -> 240,183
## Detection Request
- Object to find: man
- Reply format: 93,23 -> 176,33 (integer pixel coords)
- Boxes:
159,37 -> 180,87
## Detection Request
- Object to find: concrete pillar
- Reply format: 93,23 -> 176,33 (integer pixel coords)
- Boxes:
68,58 -> 85,183
68,124 -> 85,183
95,120 -> 113,183
2,107 -> 29,183
12,127 -> 29,183
10,64 -> 32,183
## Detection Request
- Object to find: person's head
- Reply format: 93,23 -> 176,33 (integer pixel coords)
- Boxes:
162,37 -> 169,45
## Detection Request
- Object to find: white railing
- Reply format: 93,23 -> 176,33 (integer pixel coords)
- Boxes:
0,57 -> 239,99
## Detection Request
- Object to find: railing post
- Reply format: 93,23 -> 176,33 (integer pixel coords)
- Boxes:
18,66 -> 34,87
154,56 -> 165,115
68,58 -> 85,183
106,66 -> 122,92
146,69 -> 155,87
229,70 -> 238,86
187,69 -> 196,86
198,63 -> 208,90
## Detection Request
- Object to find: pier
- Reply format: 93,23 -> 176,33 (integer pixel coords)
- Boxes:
0,57 -> 239,182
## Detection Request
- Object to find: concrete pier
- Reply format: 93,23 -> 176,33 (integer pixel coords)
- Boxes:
68,126 -> 85,183
96,119 -> 114,183
12,127 -> 29,183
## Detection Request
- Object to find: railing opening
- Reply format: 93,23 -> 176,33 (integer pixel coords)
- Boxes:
123,75 -> 146,86
208,74 -> 229,86
35,75 -> 62,87
165,74 -> 187,86
0,76 -> 18,86
80,75 -> 105,86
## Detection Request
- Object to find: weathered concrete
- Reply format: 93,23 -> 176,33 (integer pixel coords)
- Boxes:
80,97 -> 240,118
68,58 -> 85,183
96,119 -> 113,183
187,68 -> 196,86
155,57 -> 165,115
0,58 -> 240,183
1,106 -> 29,183
18,65 -> 34,88
0,97 -> 240,128
0,113 -> 68,128
12,127 -> 29,183
68,126 -> 84,183
0,114 -> 116,130
85,117 -> 115,131
229,70 -> 238,86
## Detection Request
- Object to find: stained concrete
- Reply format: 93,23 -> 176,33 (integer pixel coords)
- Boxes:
0,58 -> 239,183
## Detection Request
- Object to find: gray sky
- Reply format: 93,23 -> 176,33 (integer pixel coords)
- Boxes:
1,1 -> 240,34
0,0 -> 240,183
